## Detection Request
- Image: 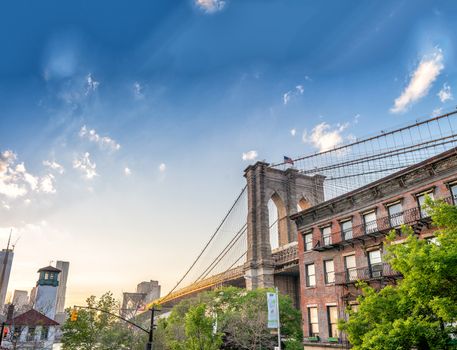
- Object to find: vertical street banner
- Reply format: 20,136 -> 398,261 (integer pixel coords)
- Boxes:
267,292 -> 279,329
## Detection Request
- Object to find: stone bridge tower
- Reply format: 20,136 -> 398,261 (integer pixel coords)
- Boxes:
244,162 -> 325,290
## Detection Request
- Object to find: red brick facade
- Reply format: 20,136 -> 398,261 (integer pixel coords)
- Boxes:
291,149 -> 457,349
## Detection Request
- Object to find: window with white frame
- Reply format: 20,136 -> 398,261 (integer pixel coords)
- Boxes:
322,226 -> 332,246
344,254 -> 357,281
417,191 -> 434,218
341,219 -> 353,240
449,183 -> 457,204
304,232 -> 313,251
308,306 -> 319,337
324,259 -> 335,284
327,305 -> 339,338
363,211 -> 377,234
306,263 -> 316,287
388,202 -> 404,227
368,250 -> 383,277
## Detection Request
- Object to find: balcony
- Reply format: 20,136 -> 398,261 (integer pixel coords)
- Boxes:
334,263 -> 402,285
312,205 -> 431,251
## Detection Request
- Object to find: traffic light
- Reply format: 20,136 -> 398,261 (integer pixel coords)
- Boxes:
3,326 -> 8,338
70,309 -> 78,321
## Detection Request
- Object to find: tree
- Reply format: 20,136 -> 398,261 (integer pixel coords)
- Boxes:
61,292 -> 146,350
157,286 -> 302,350
339,198 -> 457,350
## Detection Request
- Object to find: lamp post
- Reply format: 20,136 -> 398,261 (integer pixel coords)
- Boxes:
244,275 -> 281,350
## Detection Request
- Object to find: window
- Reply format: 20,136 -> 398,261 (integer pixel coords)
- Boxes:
304,232 -> 313,251
324,260 -> 335,284
27,327 -> 36,341
308,307 -> 319,337
327,306 -> 338,338
388,202 -> 404,227
41,326 -> 49,340
363,211 -> 377,234
341,219 -> 353,240
417,192 -> 434,218
45,272 -> 49,279
368,250 -> 383,278
450,184 -> 457,204
322,226 -> 332,246
306,263 -> 316,287
344,255 -> 357,282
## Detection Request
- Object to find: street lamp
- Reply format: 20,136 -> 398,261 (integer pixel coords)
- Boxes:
244,275 -> 281,350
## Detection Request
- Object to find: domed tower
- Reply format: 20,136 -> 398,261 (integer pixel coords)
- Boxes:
34,266 -> 61,320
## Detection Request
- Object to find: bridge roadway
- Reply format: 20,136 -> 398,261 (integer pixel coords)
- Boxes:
146,242 -> 299,309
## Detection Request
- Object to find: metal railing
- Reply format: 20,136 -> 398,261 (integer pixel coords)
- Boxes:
272,244 -> 298,265
334,263 -> 401,285
313,206 -> 426,249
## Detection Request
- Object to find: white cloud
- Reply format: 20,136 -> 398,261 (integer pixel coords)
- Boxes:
79,125 -> 121,151
85,73 -> 100,95
43,160 -> 65,174
124,167 -> 132,176
158,163 -> 166,172
196,0 -> 226,13
73,152 -> 98,180
133,82 -> 144,99
432,107 -> 443,116
302,122 -> 349,152
290,129 -> 297,137
0,150 -> 57,200
391,48 -> 444,113
283,85 -> 304,105
40,174 -> 56,193
437,83 -> 453,103
242,150 -> 258,161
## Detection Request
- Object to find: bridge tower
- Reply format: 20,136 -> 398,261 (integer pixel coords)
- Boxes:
244,162 -> 325,291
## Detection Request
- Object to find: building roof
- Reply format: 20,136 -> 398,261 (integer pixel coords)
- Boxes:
37,265 -> 61,273
291,147 -> 457,222
9,309 -> 59,326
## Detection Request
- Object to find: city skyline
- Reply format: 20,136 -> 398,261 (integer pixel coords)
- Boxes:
1,0 -> 457,306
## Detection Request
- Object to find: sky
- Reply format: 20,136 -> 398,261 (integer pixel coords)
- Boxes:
1,0 -> 457,307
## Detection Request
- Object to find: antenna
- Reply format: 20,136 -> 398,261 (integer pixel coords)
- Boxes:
11,236 -> 21,252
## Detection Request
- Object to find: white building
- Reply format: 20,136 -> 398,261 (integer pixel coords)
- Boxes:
34,266 -> 61,320
2,309 -> 59,349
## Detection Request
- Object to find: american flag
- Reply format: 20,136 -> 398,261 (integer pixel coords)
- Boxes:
284,156 -> 294,165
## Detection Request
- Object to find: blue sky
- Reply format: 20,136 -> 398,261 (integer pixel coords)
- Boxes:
1,0 -> 457,306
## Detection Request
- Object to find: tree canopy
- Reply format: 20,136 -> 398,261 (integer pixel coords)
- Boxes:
339,199 -> 457,350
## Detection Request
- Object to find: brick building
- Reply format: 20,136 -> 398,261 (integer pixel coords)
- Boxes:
291,149 -> 457,349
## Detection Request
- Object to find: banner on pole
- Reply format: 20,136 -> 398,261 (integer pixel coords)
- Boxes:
267,292 -> 279,329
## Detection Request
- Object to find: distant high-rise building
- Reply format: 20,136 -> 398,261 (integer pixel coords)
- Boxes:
12,290 -> 28,308
0,248 -> 14,309
55,261 -> 69,313
35,266 -> 61,320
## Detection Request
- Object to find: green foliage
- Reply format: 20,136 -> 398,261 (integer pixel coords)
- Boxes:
61,292 -> 147,350
156,286 -> 302,350
339,199 -> 457,350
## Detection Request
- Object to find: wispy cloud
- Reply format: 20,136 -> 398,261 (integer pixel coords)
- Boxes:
0,150 -> 57,200
302,122 -> 350,152
85,73 -> 100,95
432,107 -> 443,116
124,167 -> 132,176
196,0 -> 226,13
290,128 -> 297,137
283,85 -> 304,105
391,48 -> 444,113
242,150 -> 258,161
79,126 -> 121,151
43,160 -> 64,174
73,152 -> 98,180
158,163 -> 166,172
133,82 -> 144,100
437,83 -> 453,103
